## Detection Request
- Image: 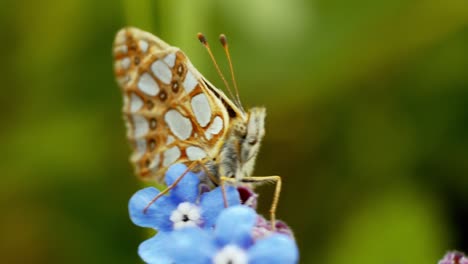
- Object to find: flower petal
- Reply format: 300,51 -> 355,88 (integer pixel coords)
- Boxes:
237,185 -> 258,209
165,228 -> 216,264
439,251 -> 467,264
128,187 -> 177,230
138,232 -> 174,264
214,205 -> 256,248
248,234 -> 299,264
165,164 -> 200,203
200,186 -> 241,229
461,256 -> 468,264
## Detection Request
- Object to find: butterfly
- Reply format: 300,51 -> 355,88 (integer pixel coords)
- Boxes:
113,27 -> 281,227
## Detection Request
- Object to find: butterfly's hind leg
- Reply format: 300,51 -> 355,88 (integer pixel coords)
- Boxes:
221,175 -> 282,230
143,159 -> 213,214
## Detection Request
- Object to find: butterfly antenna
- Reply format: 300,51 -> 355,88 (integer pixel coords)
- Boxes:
197,33 -> 236,102
219,34 -> 244,112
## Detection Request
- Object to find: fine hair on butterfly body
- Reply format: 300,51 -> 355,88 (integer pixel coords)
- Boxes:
214,107 -> 266,182
114,27 -> 281,228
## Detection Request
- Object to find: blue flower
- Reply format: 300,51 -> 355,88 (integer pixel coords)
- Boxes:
137,232 -> 173,264
155,206 -> 299,264
129,164 -> 241,264
129,164 -> 241,231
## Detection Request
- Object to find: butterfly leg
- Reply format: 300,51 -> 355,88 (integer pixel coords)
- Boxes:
143,160 -> 208,213
220,176 -> 237,208
197,161 -> 220,186
241,175 -> 282,230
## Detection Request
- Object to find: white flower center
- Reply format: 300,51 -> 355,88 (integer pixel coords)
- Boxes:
169,202 -> 201,229
213,245 -> 248,264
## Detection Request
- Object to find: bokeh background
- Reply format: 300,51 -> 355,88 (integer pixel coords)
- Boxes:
1,0 -> 467,263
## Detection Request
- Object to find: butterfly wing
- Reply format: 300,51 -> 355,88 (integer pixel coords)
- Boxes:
113,27 -> 240,182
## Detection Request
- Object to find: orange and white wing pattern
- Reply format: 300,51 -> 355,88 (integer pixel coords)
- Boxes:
113,27 -> 235,182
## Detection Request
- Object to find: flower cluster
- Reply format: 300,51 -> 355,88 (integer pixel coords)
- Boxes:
439,251 -> 468,264
129,164 -> 299,264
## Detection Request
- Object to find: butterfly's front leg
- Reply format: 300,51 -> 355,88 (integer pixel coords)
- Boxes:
143,159 -> 211,213
219,176 -> 238,208
240,175 -> 283,231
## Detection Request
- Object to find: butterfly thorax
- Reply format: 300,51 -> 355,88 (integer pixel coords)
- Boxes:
210,107 -> 266,183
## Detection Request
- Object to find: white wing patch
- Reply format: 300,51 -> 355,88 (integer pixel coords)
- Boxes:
149,154 -> 160,170
205,116 -> 223,140
114,45 -> 128,55
133,115 -> 149,137
191,93 -> 212,127
138,40 -> 149,53
132,138 -> 146,161
183,70 -> 197,94
167,135 -> 175,145
164,110 -> 193,140
121,57 -> 131,69
163,53 -> 176,68
186,146 -> 207,161
138,73 -> 160,96
151,60 -> 172,84
163,146 -> 181,166
130,93 -> 143,112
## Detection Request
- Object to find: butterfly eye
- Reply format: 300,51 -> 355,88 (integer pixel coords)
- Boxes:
247,137 -> 257,145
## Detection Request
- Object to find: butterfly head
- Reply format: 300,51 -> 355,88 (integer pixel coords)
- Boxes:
230,107 -> 266,179
243,107 -> 266,157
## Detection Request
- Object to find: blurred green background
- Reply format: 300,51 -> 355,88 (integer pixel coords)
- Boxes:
1,0 -> 467,263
